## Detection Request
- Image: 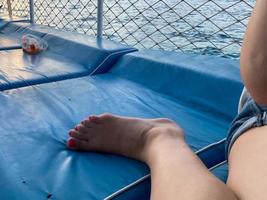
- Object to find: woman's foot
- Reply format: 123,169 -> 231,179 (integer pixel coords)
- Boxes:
67,113 -> 184,163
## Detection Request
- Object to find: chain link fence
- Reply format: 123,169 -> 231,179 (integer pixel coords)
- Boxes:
0,0 -> 29,17
0,0 -> 255,58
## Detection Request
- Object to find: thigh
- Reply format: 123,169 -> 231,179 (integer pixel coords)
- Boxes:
227,125 -> 267,200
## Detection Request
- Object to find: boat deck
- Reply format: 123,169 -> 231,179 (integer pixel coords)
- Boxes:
0,19 -> 243,199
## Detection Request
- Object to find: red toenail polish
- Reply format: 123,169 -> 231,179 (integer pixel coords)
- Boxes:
68,139 -> 76,148
75,126 -> 78,131
69,131 -> 73,137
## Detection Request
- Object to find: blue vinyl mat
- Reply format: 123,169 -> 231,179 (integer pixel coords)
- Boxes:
0,20 -> 27,50
0,34 -> 21,49
0,22 -> 136,91
0,45 -> 242,199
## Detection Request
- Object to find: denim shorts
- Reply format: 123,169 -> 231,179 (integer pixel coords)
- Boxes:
226,90 -> 267,159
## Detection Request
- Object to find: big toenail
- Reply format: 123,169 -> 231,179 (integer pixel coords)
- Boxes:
68,139 -> 76,148
75,126 -> 79,131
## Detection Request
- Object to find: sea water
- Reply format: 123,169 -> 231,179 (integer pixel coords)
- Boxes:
1,0 -> 256,58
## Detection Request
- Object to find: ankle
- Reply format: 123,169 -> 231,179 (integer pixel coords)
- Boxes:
142,126 -> 185,165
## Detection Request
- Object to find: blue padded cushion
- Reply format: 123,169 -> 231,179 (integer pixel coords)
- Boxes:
0,21 -> 26,50
0,50 -> 242,199
0,19 -> 6,28
0,34 -> 20,49
0,22 -> 136,90
109,50 -> 242,120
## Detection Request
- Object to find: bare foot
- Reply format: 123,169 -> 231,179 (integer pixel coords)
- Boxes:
67,113 -> 184,163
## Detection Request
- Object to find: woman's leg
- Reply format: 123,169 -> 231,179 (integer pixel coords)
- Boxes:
68,114 -> 237,199
147,132 -> 237,200
228,0 -> 267,198
227,126 -> 267,200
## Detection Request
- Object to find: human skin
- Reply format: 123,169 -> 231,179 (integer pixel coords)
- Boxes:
227,0 -> 267,199
240,0 -> 267,105
68,114 -> 237,200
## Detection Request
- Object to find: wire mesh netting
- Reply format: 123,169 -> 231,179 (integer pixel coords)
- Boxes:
34,0 -> 98,35
103,0 -> 255,57
0,0 -> 30,17
0,1 -> 7,15
0,0 -> 256,57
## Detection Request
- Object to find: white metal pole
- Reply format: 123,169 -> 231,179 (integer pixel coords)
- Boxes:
97,0 -> 103,38
29,0 -> 34,24
7,0 -> 12,19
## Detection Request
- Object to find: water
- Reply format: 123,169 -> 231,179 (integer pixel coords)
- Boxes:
1,0 -> 256,58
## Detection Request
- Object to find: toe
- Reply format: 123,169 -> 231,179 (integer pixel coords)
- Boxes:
88,115 -> 101,123
99,113 -> 115,120
74,124 -> 90,133
67,138 -> 91,151
81,119 -> 96,128
69,129 -> 89,140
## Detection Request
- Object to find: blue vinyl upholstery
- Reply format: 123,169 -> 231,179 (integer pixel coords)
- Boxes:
0,21 -> 25,50
0,19 -> 6,28
0,22 -> 136,90
0,49 -> 242,199
0,34 -> 21,49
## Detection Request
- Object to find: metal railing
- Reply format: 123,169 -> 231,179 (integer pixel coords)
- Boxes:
0,0 -> 255,58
